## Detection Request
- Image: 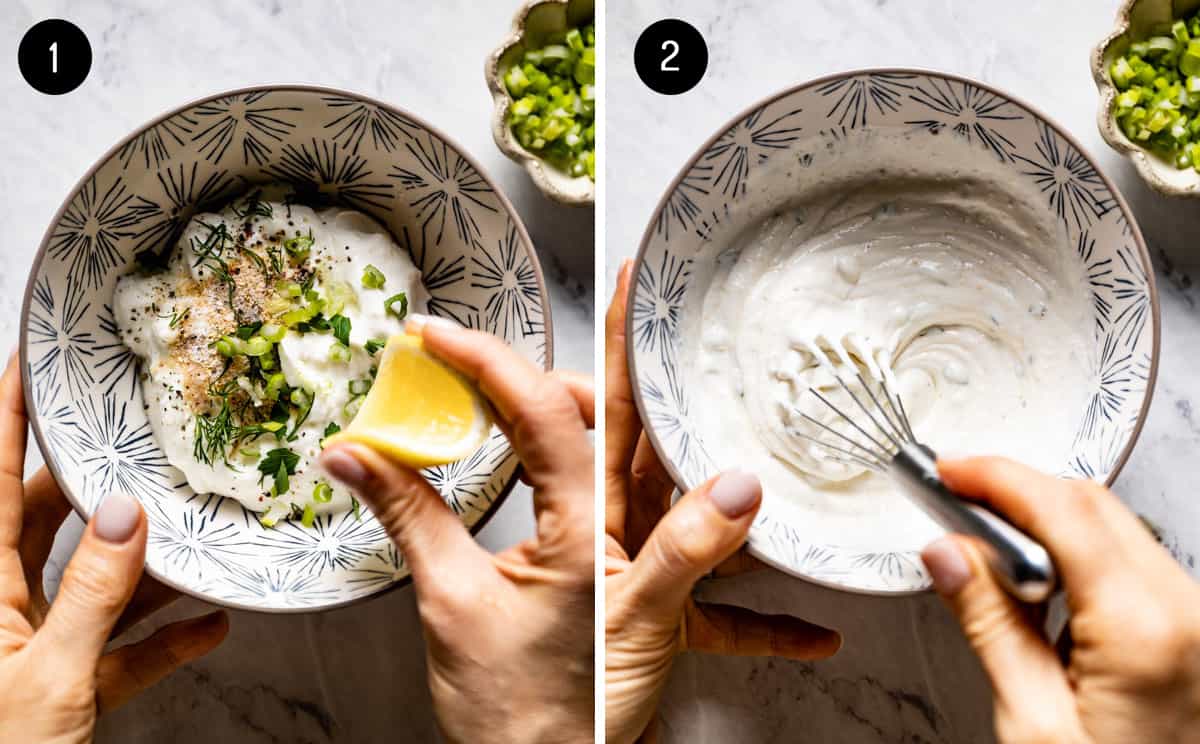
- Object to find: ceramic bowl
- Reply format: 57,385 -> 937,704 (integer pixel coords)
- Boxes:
629,69 -> 1160,595
1093,0 -> 1200,195
21,85 -> 552,612
486,0 -> 595,206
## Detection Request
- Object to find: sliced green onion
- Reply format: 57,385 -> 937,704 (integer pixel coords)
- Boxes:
214,337 -> 239,357
260,323 -> 286,343
348,378 -> 373,396
278,280 -> 303,297
284,231 -> 314,257
281,297 -> 325,327
344,395 -> 364,419
328,342 -> 352,363
243,336 -> 272,357
362,264 -> 387,289
301,503 -> 316,528
325,280 -> 356,316
1111,12 -> 1200,173
384,292 -> 408,320
503,22 -> 596,181
313,481 -> 333,503
265,373 -> 287,401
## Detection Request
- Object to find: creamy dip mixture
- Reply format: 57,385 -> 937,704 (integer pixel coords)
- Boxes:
115,186 -> 427,526
683,132 -> 1095,545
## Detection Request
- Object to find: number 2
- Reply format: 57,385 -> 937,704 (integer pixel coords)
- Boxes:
661,40 -> 679,72
49,41 -> 57,74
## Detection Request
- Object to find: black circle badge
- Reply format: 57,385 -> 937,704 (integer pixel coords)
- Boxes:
634,19 -> 707,95
18,19 -> 91,95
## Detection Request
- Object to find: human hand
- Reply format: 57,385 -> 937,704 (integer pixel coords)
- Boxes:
603,260 -> 842,744
921,457 -> 1200,744
319,319 -> 594,744
0,355 -> 229,743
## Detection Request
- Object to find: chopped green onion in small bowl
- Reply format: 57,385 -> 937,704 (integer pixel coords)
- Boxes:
503,23 -> 596,181
487,0 -> 596,206
1093,0 -> 1200,196
1109,12 -> 1200,171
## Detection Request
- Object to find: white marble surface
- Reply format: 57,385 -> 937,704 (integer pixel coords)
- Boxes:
2,1 -> 593,742
607,0 -> 1200,741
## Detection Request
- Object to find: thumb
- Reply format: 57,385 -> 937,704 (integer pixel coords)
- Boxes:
922,536 -> 1081,737
320,443 -> 487,587
35,493 -> 146,668
625,471 -> 761,622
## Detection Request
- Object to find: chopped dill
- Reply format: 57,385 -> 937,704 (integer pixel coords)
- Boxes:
192,221 -> 237,312
192,382 -> 239,466
231,190 -> 273,220
155,307 -> 190,329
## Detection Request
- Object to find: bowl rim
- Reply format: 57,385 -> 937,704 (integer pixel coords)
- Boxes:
626,66 -> 1162,597
484,0 -> 596,207
20,82 -> 556,614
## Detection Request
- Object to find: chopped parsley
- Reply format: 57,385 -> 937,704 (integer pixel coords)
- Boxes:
330,314 -> 351,347
365,338 -> 386,355
258,447 -> 300,495
321,422 -> 341,447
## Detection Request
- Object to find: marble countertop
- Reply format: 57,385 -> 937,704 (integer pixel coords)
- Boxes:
2,1 -> 593,742
607,0 -> 1200,741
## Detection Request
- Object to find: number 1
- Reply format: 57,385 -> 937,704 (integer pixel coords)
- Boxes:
661,40 -> 680,72
49,41 -> 57,74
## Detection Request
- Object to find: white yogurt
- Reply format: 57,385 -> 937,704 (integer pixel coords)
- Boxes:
114,188 -> 427,524
682,132 -> 1095,546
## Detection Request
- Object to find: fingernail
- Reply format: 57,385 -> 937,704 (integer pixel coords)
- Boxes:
405,314 -> 458,336
619,258 -> 633,283
93,493 -> 141,543
708,471 -> 762,518
922,537 -> 972,596
321,448 -> 370,488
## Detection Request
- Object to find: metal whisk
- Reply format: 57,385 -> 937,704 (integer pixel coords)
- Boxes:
790,335 -> 1056,603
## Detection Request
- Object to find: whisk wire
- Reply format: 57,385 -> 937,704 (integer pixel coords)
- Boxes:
851,370 -> 909,447
809,390 -> 892,457
789,427 -> 886,471
794,335 -> 918,468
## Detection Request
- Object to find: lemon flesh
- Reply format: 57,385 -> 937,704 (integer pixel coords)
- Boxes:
326,335 -> 491,468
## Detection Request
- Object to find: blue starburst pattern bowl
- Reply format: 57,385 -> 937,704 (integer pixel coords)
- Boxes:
629,69 -> 1160,595
22,85 -> 552,612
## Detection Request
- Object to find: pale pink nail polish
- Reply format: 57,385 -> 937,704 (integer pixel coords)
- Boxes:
922,537 -> 972,596
321,448 -> 370,488
709,471 -> 762,518
93,493 -> 141,543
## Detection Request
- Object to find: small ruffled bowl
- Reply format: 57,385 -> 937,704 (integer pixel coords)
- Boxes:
486,0 -> 595,206
1093,0 -> 1200,195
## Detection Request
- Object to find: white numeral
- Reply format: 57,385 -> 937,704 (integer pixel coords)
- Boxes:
661,40 -> 680,72
49,41 -> 57,73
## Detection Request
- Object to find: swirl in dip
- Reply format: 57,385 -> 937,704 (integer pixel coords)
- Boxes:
115,186 -> 427,526
682,132 -> 1095,547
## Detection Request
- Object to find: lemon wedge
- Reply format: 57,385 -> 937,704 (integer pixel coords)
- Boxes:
326,335 -> 491,468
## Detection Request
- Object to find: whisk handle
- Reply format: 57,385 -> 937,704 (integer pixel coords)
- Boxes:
890,443 -> 1057,603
